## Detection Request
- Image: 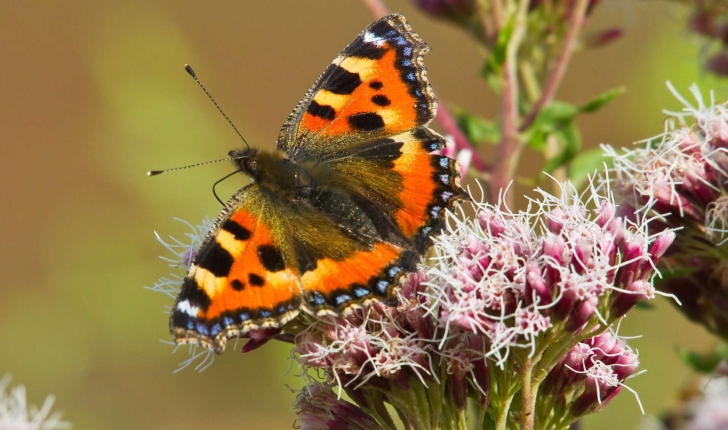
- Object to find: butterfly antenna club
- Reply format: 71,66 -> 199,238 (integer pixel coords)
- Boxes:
184,64 -> 251,149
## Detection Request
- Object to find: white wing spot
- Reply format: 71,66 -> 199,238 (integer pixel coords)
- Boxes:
177,300 -> 199,317
363,31 -> 386,47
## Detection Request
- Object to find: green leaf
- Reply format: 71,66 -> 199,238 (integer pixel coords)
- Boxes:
579,87 -> 626,113
717,342 -> 728,357
480,18 -> 514,88
679,349 -> 725,374
526,131 -> 548,151
491,20 -> 513,71
543,122 -> 581,173
537,101 -> 580,124
456,112 -> 500,145
568,147 -> 612,188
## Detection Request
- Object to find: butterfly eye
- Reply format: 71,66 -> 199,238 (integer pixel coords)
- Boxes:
247,159 -> 259,172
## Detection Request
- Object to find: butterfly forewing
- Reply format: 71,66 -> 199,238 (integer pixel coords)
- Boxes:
278,14 -> 437,157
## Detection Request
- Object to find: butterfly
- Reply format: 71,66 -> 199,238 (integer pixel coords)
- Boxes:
169,14 -> 468,353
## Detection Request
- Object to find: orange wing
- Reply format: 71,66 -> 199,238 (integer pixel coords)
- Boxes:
297,127 -> 467,315
169,186 -> 302,353
277,14 -> 436,157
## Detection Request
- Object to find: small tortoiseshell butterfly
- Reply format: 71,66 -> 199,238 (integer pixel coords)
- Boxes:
169,14 -> 467,353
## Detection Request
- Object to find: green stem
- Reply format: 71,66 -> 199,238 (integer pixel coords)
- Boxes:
491,364 -> 518,430
519,0 -> 590,132
367,390 -> 398,430
413,380 -> 432,429
489,0 -> 529,206
493,394 -> 513,430
432,363 -> 449,429
520,360 -> 536,430
518,60 -> 541,103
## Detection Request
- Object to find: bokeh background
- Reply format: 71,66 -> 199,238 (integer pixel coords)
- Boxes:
2,1 -> 728,429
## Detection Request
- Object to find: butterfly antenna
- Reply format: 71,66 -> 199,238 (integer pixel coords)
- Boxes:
147,156 -> 236,176
184,64 -> 250,149
212,169 -> 243,206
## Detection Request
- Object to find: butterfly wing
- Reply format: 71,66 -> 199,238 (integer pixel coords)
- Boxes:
170,182 -> 419,351
170,185 -> 303,353
274,14 -> 468,313
292,126 -> 465,315
278,14 -> 436,157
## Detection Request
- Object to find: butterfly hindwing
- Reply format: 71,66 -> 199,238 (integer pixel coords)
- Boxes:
301,126 -> 466,253
278,14 -> 436,157
170,186 -> 302,353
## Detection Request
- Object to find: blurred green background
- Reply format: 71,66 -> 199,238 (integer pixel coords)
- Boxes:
1,1 -> 727,429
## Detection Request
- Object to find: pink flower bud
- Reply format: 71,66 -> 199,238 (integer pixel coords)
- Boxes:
554,287 -> 578,322
596,201 -> 615,227
707,50 -> 728,77
610,350 -> 639,381
242,328 -> 282,353
682,171 -> 720,206
584,27 -> 623,48
615,238 -> 646,287
525,261 -> 552,305
295,382 -> 381,430
570,378 -> 621,417
610,280 -> 654,319
572,239 -> 593,274
295,333 -> 330,368
479,209 -> 506,237
648,230 -> 675,261
565,296 -> 598,332
546,208 -> 566,234
587,332 -> 618,360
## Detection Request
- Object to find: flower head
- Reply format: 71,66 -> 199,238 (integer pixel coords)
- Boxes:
294,381 -> 380,430
604,84 -> 728,341
0,375 -> 71,430
424,179 -> 668,366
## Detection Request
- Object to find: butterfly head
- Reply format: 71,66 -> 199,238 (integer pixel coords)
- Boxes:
229,148 -> 260,177
229,148 -> 314,198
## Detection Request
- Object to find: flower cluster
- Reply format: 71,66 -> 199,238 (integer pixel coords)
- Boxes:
0,375 -> 70,430
604,85 -> 728,341
291,180 -> 669,430
426,182 -> 672,366
539,332 -> 641,426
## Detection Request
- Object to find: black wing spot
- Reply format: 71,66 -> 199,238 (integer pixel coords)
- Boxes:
231,279 -> 245,291
371,95 -> 391,106
222,219 -> 251,241
322,65 -> 362,95
178,277 -> 212,310
248,273 -> 265,287
369,81 -> 383,90
196,242 -> 234,277
343,41 -> 388,60
306,100 -> 335,120
348,112 -> 385,131
258,245 -> 286,272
